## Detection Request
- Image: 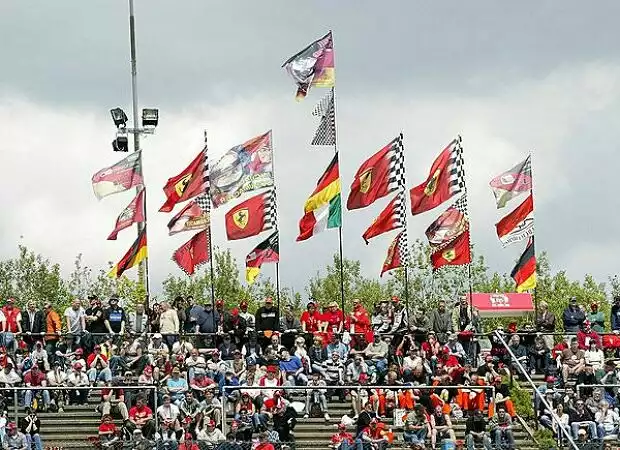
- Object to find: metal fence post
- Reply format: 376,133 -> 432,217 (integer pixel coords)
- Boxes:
12,388 -> 18,425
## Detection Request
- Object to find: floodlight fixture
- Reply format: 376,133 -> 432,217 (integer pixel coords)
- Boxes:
142,108 -> 159,127
112,135 -> 129,152
110,108 -> 128,128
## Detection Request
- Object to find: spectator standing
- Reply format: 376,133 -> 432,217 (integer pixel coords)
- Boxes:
535,301 -> 556,350
127,302 -> 148,335
454,296 -> 472,332
255,298 -> 278,337
300,301 -> 321,335
238,300 -> 255,331
348,298 -> 371,342
224,308 -> 247,347
19,408 -> 42,450
21,301 -> 44,351
104,297 -> 127,337
563,297 -> 585,337
430,300 -> 453,344
611,296 -> 620,331
63,299 -> 86,343
2,298 -> 22,351
84,296 -> 107,348
159,302 -> 180,349
322,302 -> 344,334
588,303 -> 605,333
43,302 -> 62,358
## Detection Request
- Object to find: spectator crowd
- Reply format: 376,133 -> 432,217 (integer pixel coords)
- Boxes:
0,294 -> 617,449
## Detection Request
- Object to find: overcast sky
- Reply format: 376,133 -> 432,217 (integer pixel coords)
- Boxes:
0,1 -> 618,299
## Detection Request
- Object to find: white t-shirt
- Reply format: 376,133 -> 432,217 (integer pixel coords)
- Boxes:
157,403 -> 180,422
63,307 -> 85,333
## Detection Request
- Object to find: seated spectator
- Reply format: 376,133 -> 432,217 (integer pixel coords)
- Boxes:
304,372 -> 329,420
279,349 -> 307,386
190,369 -> 216,399
128,395 -> 155,440
569,398 -> 600,440
87,344 -> 112,386
445,333 -> 465,361
577,321 -> 601,350
323,351 -> 345,388
166,367 -> 188,404
552,403 -> 571,444
490,376 -> 516,418
195,418 -> 225,447
3,422 -> 27,450
584,340 -> 605,374
346,356 -> 369,417
561,338 -> 585,384
179,391 -> 202,428
308,336 -> 328,378
372,300 -> 392,334
595,400 -> 619,439
359,417 -> 389,450
23,366 -> 50,412
430,403 -> 456,448
19,408 -> 42,450
326,334 -> 348,361
361,333 -> 389,381
528,335 -> 550,375
100,382 -> 129,422
66,362 -> 89,406
0,363 -> 21,387
156,394 -> 181,438
489,406 -> 515,450
254,431 -> 275,450
331,423 -> 354,450
507,334 -> 529,376
403,404 -> 428,447
97,414 -> 120,447
30,342 -> 49,373
465,409 -> 491,450
45,361 -> 67,412
184,348 -> 206,382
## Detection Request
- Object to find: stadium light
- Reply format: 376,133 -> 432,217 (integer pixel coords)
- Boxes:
110,108 -> 128,128
112,135 -> 129,152
142,108 -> 159,127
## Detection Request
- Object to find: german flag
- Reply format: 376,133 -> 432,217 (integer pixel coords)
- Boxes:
109,228 -> 148,278
511,238 -> 536,292
246,232 -> 279,284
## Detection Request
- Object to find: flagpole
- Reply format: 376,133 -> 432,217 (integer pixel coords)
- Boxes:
127,0 -> 150,296
458,135 -> 475,318
529,151 -> 538,315
275,262 -> 281,323
331,85 -> 347,319
204,130 -> 216,308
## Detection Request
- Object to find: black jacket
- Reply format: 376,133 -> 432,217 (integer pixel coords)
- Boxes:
21,310 -> 44,334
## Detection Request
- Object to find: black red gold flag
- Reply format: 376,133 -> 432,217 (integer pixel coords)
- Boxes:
511,237 -> 537,292
109,228 -> 147,278
246,232 -> 280,284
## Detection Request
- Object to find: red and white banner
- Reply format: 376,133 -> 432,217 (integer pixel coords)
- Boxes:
466,292 -> 534,317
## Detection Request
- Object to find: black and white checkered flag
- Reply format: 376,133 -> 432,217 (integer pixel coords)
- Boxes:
448,137 -> 466,196
388,134 -> 406,192
195,147 -> 212,213
311,90 -> 336,146
397,229 -> 410,267
264,189 -> 278,232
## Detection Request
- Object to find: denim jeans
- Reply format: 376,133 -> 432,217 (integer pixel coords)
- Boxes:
465,433 -> 491,450
26,433 -> 43,450
404,428 -> 427,444
87,367 -> 112,383
25,389 -> 50,408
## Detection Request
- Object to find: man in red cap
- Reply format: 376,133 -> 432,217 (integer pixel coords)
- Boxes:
331,423 -> 354,450
223,307 -> 247,346
238,300 -> 255,331
4,422 -> 27,449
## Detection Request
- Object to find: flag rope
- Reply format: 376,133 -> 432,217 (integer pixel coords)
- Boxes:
204,130 -> 216,308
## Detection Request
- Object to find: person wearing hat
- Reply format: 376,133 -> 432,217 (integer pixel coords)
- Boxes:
563,296 -> 585,338
86,344 -> 112,386
349,298 -> 371,339
255,297 -> 278,339
104,297 -> 127,337
238,299 -> 255,331
224,307 -> 248,347
98,414 -> 120,447
156,394 -> 181,435
66,362 -> 89,406
445,333 -> 466,361
178,432 -> 200,450
322,301 -> 344,335
577,320 -> 602,350
166,366 -> 188,404
331,423 -> 354,450
389,296 -> 408,334
587,303 -> 605,333
0,362 -> 20,387
23,365 -> 51,412
4,421 -> 27,450
196,416 -> 226,446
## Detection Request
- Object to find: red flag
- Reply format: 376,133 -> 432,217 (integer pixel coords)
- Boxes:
159,149 -> 206,213
167,198 -> 209,236
425,196 -> 468,251
107,188 -> 145,240
362,194 -> 404,244
172,230 -> 210,275
409,139 -> 464,216
495,194 -> 534,247
430,230 -> 471,270
381,230 -> 408,277
224,190 -> 275,240
347,136 -> 404,210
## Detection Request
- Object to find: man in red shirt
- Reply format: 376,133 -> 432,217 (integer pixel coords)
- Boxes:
128,394 -> 154,439
254,432 -> 275,450
322,302 -> 344,334
24,366 -> 50,411
331,423 -> 354,449
349,299 -> 372,344
300,301 -> 321,334
97,414 -> 119,447
86,344 -> 112,385
2,298 -> 22,350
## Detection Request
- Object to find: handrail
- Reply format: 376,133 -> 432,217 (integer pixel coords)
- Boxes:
493,330 -> 578,450
220,383 -> 495,436
576,384 -> 620,398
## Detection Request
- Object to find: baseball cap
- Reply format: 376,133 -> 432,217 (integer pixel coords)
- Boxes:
265,297 -> 274,304
153,333 -> 162,339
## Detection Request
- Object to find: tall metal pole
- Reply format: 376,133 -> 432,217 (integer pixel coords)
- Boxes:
204,130 -> 216,308
128,0 -> 149,297
529,152 -> 538,316
331,86 -> 346,318
275,262 -> 281,323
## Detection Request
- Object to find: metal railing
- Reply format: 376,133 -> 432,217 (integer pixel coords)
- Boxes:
493,330 -> 579,450
220,383 -> 496,436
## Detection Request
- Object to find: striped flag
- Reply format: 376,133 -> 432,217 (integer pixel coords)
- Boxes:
495,194 -> 534,247
311,90 -> 336,146
511,237 -> 536,292
109,227 -> 148,278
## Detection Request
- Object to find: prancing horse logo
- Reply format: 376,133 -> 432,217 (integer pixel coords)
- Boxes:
233,208 -> 249,229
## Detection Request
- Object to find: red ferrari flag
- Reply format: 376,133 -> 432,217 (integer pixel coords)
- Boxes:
159,147 -> 207,213
107,188 -> 145,240
430,230 -> 471,271
380,230 -> 409,277
167,195 -> 210,236
495,194 -> 534,247
172,230 -> 210,276
347,134 -> 405,210
425,196 -> 468,252
362,193 -> 405,244
224,190 -> 276,240
410,138 -> 464,216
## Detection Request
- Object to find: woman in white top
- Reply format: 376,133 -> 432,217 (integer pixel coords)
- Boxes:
584,340 -> 605,372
